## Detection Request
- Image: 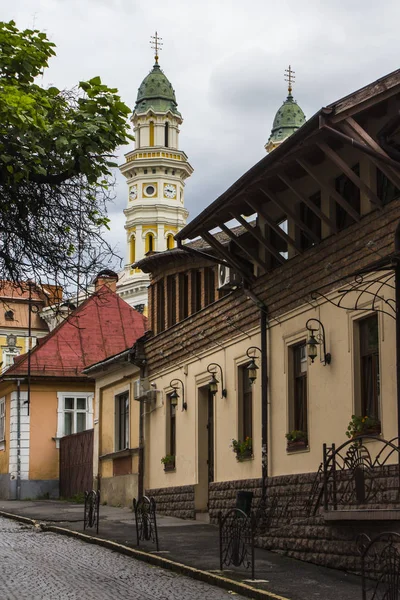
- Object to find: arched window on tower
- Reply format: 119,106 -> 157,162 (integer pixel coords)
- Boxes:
130,235 -> 136,264
165,122 -> 169,147
149,121 -> 154,147
137,126 -> 141,148
166,234 -> 174,250
146,233 -> 155,253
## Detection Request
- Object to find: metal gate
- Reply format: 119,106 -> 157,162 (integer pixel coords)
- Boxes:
59,429 -> 94,498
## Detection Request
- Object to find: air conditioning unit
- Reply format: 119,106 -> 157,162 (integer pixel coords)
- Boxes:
133,380 -> 142,400
218,264 -> 240,290
133,378 -> 150,401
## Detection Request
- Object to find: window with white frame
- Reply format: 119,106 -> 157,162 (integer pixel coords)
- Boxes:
0,397 -> 5,443
56,392 -> 93,440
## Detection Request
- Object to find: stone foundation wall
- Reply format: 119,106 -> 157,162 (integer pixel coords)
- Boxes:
145,484 -> 195,519
208,478 -> 263,523
208,468 -> 400,575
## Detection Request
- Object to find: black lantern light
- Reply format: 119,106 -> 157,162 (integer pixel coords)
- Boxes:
169,379 -> 187,411
305,318 -> 331,365
246,346 -> 261,384
207,363 -> 227,398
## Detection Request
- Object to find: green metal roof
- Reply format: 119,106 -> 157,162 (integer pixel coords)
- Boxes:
134,63 -> 181,117
267,94 -> 306,148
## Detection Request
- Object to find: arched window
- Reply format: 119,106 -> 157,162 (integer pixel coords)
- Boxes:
165,122 -> 169,147
149,121 -> 154,147
129,235 -> 136,264
137,126 -> 141,148
166,234 -> 174,250
146,233 -> 155,253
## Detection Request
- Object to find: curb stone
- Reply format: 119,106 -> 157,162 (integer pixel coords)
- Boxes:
0,510 -> 289,600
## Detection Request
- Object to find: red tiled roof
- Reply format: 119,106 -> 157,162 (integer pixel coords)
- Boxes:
2,286 -> 147,378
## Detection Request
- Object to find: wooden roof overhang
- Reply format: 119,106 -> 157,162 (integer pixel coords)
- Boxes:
176,69 -> 400,280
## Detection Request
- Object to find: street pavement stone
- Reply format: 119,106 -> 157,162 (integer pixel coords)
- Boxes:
0,517 -> 246,600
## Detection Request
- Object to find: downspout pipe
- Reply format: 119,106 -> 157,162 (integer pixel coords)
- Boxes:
16,379 -> 21,500
260,309 -> 268,500
394,223 -> 400,443
243,288 -> 269,500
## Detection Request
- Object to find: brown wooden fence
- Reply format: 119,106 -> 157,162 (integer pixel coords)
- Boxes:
59,429 -> 94,498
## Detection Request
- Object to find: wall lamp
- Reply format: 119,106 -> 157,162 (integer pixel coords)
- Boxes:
207,363 -> 227,398
246,346 -> 261,385
305,318 -> 331,365
169,378 -> 187,411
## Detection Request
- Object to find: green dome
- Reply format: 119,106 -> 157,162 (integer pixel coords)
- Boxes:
266,94 -> 306,150
134,63 -> 181,117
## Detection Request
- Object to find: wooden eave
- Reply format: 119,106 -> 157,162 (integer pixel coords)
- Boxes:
176,68 -> 400,244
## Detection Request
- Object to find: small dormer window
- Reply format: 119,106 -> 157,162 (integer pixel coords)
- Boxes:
5,310 -> 14,321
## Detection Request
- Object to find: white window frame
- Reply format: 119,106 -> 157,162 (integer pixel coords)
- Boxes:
0,396 -> 5,449
55,392 -> 93,447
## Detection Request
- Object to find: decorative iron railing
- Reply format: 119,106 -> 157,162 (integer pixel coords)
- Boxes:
358,531 -> 400,599
323,436 -> 400,511
254,464 -> 324,534
83,490 -> 100,534
133,496 -> 159,551
219,508 -> 255,579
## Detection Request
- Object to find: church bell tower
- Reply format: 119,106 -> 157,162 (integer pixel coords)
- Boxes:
117,33 -> 194,311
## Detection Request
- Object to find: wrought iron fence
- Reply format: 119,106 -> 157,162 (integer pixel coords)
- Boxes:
358,531 -> 400,599
253,464 -> 324,534
323,436 -> 400,511
219,508 -> 255,579
133,496 -> 159,551
83,490 -> 100,534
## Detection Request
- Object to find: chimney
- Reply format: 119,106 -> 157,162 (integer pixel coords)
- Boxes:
93,270 -> 119,293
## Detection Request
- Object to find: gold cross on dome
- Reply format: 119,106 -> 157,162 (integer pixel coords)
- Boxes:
284,65 -> 295,95
150,31 -> 163,64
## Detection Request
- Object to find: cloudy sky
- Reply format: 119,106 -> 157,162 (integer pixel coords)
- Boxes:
2,0 -> 400,267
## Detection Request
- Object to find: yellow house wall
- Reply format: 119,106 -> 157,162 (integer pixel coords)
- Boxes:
145,278 -> 396,490
0,383 -> 14,477
29,381 -> 94,481
145,336 -> 263,491
92,363 -> 141,506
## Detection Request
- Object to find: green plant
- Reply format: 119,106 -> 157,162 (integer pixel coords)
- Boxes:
160,454 -> 175,465
346,415 -> 381,439
231,437 -> 253,459
286,430 -> 308,443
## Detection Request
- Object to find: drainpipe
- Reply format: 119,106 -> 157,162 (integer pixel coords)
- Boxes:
260,309 -> 268,500
16,379 -> 21,500
244,288 -> 269,500
395,223 -> 400,442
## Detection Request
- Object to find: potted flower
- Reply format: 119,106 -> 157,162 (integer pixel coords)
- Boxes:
161,454 -> 175,471
346,415 -> 381,439
286,430 -> 308,451
231,437 -> 253,461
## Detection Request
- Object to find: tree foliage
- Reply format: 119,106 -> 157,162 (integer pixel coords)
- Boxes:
0,21 -> 132,289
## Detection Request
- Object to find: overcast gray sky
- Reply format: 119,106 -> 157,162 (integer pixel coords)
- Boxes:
2,0 -> 400,267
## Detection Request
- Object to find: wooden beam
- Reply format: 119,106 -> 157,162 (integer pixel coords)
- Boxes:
340,118 -> 400,190
201,231 -> 253,279
277,173 -> 338,233
297,158 -> 361,223
219,223 -> 269,271
231,214 -> 286,265
244,199 -> 302,253
317,141 -> 382,207
258,187 -> 321,245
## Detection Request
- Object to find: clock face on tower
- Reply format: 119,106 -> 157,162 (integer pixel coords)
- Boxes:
164,184 -> 177,199
129,185 -> 137,200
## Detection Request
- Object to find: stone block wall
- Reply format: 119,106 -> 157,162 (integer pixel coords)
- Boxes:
208,468 -> 400,575
145,484 -> 195,519
208,478 -> 263,523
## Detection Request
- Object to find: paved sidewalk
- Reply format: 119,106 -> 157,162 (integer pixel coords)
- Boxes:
0,500 -> 362,600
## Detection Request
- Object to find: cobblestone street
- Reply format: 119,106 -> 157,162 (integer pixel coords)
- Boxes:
0,518 -> 246,600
